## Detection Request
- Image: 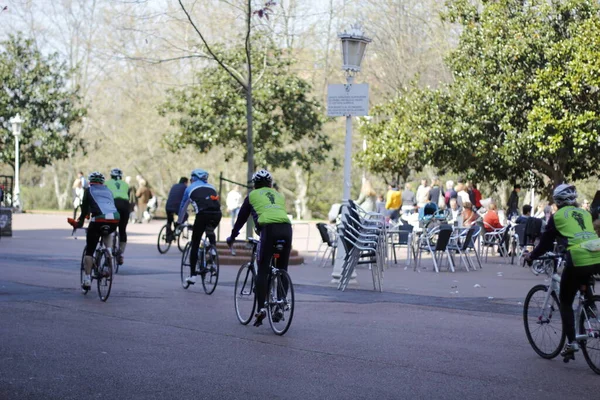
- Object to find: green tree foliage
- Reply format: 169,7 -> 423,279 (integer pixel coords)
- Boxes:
357,86 -> 453,183
0,34 -> 87,169
160,41 -> 330,173
361,0 -> 600,194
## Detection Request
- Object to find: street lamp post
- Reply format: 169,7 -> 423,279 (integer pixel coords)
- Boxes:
339,25 -> 371,201
10,114 -> 23,212
331,25 -> 371,283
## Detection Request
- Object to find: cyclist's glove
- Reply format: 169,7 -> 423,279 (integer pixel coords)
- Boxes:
226,236 -> 234,247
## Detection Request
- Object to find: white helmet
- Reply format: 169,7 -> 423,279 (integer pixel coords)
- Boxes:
252,169 -> 272,184
553,183 -> 578,207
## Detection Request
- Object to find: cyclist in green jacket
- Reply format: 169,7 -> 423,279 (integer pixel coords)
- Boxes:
226,169 -> 292,327
526,184 -> 600,359
106,168 -> 130,265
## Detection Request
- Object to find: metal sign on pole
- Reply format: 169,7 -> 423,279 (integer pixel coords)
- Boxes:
327,83 -> 370,117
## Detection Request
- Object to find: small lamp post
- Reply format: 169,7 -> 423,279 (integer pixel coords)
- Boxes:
338,25 -> 371,201
10,114 -> 23,212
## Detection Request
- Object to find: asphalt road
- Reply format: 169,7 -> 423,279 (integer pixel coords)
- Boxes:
1,215 -> 599,399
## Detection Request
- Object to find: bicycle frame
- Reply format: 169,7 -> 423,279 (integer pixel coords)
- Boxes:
537,253 -> 597,342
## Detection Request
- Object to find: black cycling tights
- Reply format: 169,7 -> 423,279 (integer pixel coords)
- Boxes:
559,263 -> 600,342
86,222 -> 118,256
256,223 -> 293,311
189,213 -> 222,276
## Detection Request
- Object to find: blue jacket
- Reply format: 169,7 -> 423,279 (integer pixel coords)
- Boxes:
177,180 -> 221,224
165,183 -> 187,213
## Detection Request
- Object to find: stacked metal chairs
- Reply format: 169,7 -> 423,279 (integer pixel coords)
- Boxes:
337,200 -> 386,292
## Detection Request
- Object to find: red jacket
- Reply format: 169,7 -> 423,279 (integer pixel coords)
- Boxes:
473,188 -> 482,208
483,210 -> 503,232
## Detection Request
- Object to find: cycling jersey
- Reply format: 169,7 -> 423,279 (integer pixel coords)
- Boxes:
106,178 -> 129,201
248,188 -> 289,225
553,206 -> 600,267
177,180 -> 221,224
78,183 -> 120,224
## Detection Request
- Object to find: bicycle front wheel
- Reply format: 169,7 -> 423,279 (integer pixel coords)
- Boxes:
177,225 -> 191,252
157,224 -> 171,254
202,247 -> 219,295
523,284 -> 565,359
96,251 -> 113,302
180,242 -> 191,289
234,263 -> 256,325
580,294 -> 600,375
267,269 -> 295,336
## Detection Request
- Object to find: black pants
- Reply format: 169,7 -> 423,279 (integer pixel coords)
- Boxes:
560,258 -> 600,342
189,212 -> 222,276
115,200 -> 129,243
256,223 -> 293,311
166,211 -> 176,236
86,222 -> 118,256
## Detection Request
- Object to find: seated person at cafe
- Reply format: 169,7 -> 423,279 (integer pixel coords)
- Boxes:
483,203 -> 503,232
462,202 -> 479,227
515,204 -> 532,224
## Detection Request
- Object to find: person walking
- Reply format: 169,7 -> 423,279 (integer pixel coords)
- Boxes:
126,176 -> 137,223
135,179 -> 152,223
226,186 -> 243,228
507,184 -> 521,220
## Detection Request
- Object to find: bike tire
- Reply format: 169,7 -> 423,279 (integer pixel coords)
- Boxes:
157,224 -> 171,254
202,247 -> 219,295
234,263 -> 256,325
580,294 -> 600,375
180,242 -> 191,289
80,246 -> 89,295
267,269 -> 295,336
112,232 -> 120,274
177,225 -> 191,252
96,250 -> 113,302
523,284 -> 565,359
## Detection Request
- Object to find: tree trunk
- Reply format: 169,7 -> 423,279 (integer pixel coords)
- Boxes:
245,0 -> 254,238
50,164 -> 71,210
292,162 -> 310,220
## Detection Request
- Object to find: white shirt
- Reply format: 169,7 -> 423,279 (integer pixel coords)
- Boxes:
226,190 -> 242,210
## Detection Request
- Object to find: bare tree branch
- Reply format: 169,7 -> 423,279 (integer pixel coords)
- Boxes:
177,0 -> 247,89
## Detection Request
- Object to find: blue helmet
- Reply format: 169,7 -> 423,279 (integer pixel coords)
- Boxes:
191,169 -> 209,182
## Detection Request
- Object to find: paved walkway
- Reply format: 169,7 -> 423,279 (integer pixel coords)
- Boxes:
2,213 -> 599,399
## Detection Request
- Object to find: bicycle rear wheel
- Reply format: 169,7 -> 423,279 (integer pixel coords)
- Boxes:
157,224 -> 171,254
180,242 -> 191,289
523,284 -> 565,359
234,263 -> 256,325
580,294 -> 600,375
267,269 -> 295,336
80,246 -> 89,295
96,250 -> 113,302
202,246 -> 219,295
177,225 -> 191,252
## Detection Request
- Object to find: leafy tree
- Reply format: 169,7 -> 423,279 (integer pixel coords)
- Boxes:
361,0 -> 600,195
160,41 -> 330,173
0,34 -> 87,170
442,0 -> 600,192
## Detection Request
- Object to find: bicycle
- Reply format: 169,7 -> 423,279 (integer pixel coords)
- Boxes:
523,252 -> 600,374
231,238 -> 295,336
111,228 -> 123,274
157,222 -> 191,254
180,233 -> 219,294
71,225 -> 114,302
